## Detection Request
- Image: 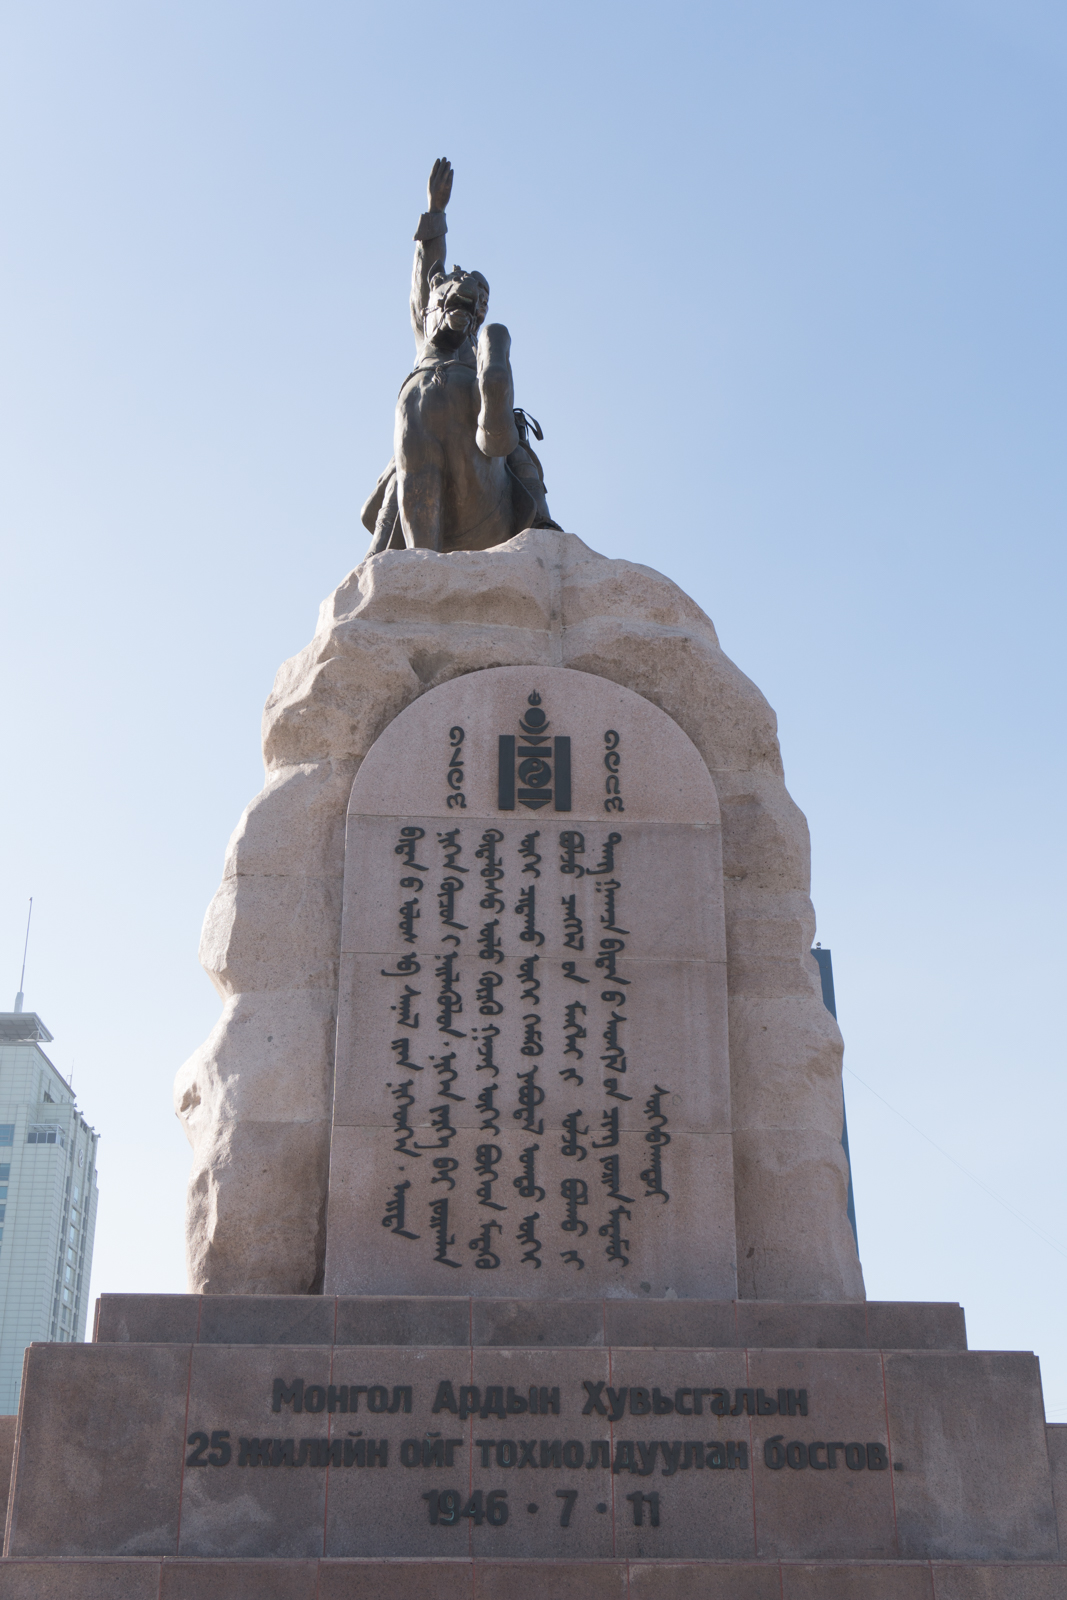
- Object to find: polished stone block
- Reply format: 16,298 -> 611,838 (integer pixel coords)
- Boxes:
0,1421 -> 14,1527
0,1560 -> 163,1599
463,1347 -> 616,1563
161,1561 -> 320,1600
884,1350 -> 1058,1560
602,1299 -> 739,1348
333,1295 -> 470,1347
736,1300 -> 868,1350
178,1345 -> 331,1559
473,1560 -> 627,1598
315,1561 -> 473,1599
94,1294 -> 202,1344
6,1343 -> 190,1558
197,1297 -> 336,1347
865,1300 -> 967,1351
1046,1423 -> 1067,1542
747,1349 -> 896,1562
607,1346 -> 755,1562
628,1566 -> 782,1599
4,1324 -> 1059,1575
320,1346 -> 472,1560
3,1560 -> 1067,1596
472,1297 -> 604,1347
929,1565 -> 1067,1599
781,1565 -> 939,1598
92,1293 -> 969,1351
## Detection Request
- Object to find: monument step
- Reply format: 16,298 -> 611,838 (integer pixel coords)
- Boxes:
93,1294 -> 967,1351
1,1555 -> 1065,1598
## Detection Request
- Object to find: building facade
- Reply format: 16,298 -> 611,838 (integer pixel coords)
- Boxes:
0,1013 -> 99,1413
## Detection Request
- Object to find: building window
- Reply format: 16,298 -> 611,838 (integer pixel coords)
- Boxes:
27,1124 -> 65,1148
0,1127 -> 13,1147
0,1165 -> 10,1181
0,1206 -> 6,1223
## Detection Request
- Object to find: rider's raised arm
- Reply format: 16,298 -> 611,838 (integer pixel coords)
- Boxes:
410,216 -> 446,347
410,157 -> 453,351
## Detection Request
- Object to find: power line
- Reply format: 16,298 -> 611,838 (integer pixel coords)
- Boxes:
844,1064 -> 1067,1262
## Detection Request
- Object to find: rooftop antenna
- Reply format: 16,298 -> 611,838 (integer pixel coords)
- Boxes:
14,897 -> 32,1014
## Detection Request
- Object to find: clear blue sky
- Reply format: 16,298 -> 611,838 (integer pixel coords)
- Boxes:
2,0 -> 1064,1407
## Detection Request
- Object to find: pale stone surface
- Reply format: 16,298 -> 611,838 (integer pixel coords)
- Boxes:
175,529 -> 863,1300
323,666 -> 735,1300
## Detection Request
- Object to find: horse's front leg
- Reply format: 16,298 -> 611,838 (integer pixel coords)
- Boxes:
476,324 -> 520,458
395,384 -> 446,550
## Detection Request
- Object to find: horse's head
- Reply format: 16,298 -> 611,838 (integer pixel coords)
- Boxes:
424,266 -> 490,350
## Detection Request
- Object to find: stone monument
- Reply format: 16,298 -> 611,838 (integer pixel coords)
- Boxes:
2,165 -> 1064,1598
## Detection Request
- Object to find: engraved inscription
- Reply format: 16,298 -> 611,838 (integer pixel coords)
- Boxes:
332,665 -> 731,1303
498,693 -> 572,812
603,729 -> 624,814
446,725 -> 467,810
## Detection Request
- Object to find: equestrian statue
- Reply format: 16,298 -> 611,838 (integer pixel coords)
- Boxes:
361,157 -> 560,555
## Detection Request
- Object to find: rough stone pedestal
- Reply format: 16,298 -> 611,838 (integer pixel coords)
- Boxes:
5,537 -> 1059,1595
1,1293 -> 1064,1596
175,530 -> 863,1306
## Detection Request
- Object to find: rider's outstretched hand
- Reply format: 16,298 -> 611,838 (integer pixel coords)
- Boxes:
427,157 -> 453,214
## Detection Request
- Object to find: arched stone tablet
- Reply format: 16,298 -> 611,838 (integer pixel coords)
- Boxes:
324,665 -> 736,1299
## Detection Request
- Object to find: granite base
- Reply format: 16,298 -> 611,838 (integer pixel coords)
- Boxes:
1,1297 -> 1062,1592
92,1293 -> 969,1351
1,1557 -> 1067,1599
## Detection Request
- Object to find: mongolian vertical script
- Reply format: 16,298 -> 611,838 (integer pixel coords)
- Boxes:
325,665 -> 734,1300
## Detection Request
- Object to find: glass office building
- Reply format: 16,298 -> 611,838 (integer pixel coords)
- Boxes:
0,1012 -> 99,1413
